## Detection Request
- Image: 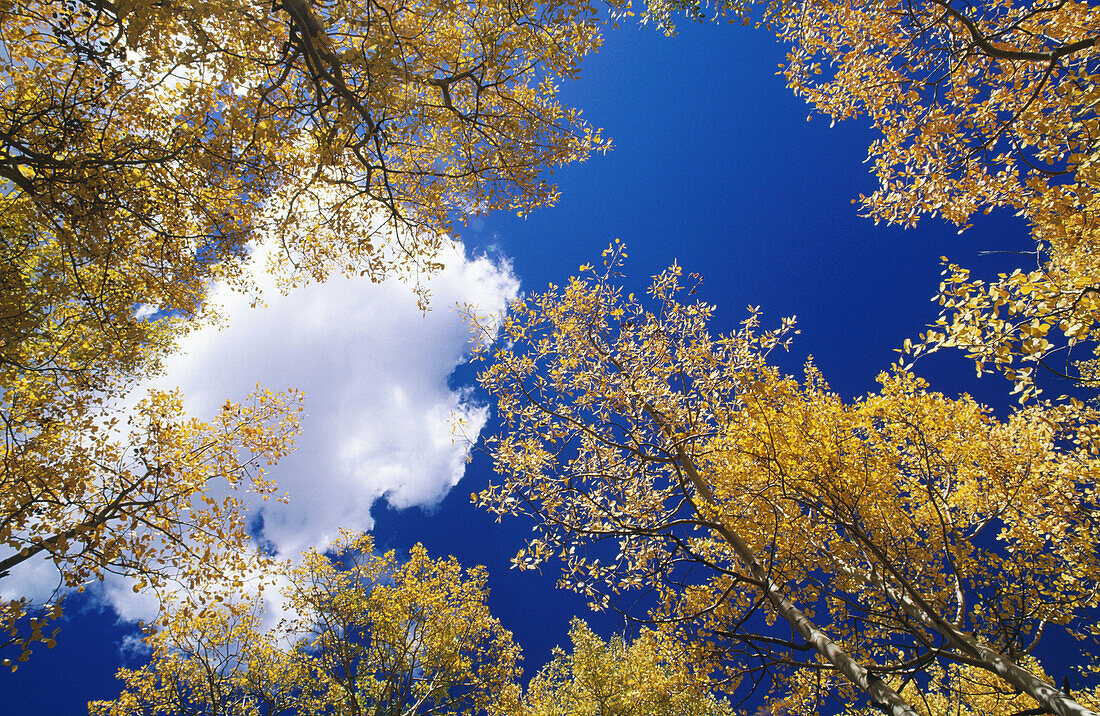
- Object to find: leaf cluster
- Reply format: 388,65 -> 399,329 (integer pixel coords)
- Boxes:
472,248 -> 1100,714
90,532 -> 522,716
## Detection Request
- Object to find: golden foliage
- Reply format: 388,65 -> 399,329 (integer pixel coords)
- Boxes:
769,0 -> 1100,229
0,181 -> 304,665
843,659 -> 1100,716
1,0 -> 609,664
2,0 -> 609,291
521,620 -> 733,716
0,387 -> 301,669
758,0 -> 1100,399
635,0 -> 1100,398
644,0 -> 1099,229
90,532 -> 521,716
471,246 -> 1100,715
907,207 -> 1100,399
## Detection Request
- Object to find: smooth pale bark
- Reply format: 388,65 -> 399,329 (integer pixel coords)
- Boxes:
652,380 -> 1095,716
826,541 -> 1099,716
632,390 -> 922,715
766,489 -> 1100,716
670,440 -> 923,716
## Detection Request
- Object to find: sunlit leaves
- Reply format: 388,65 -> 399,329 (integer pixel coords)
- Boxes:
471,248 -> 1100,714
655,0 -> 1100,232
844,660 -> 1100,716
521,620 -> 734,716
0,0 -> 610,664
2,0 -> 609,296
91,533 -> 521,716
637,0 -> 1100,398
0,387 -> 301,666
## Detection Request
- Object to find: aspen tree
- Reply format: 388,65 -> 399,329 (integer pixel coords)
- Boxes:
471,246 -> 1100,715
91,533 -> 521,716
1,0 -> 608,660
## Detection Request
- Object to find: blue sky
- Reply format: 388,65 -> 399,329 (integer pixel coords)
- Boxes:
0,15 -> 1033,714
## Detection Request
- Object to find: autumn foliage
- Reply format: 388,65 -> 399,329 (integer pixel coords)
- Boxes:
0,0 -> 609,664
0,387 -> 301,669
471,247 -> 1100,715
641,0 -> 1100,398
521,619 -> 734,716
747,0 -> 1100,398
3,0 -> 608,292
4,0 -> 1100,713
90,533 -> 521,716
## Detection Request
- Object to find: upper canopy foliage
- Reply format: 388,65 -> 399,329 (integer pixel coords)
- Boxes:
91,532 -> 522,716
0,0 -> 610,664
8,1 -> 1100,714
521,619 -> 734,716
643,0 -> 1099,228
0,386 -> 302,669
3,0 -> 608,293
471,246 -> 1100,715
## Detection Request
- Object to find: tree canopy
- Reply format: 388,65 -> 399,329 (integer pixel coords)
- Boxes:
5,0 -> 1100,713
521,619 -> 734,716
90,533 -> 522,716
0,386 -> 301,669
471,246 -> 1100,715
0,0 -> 609,663
4,0 -> 607,293
642,0 -> 1099,229
637,0 -> 1100,399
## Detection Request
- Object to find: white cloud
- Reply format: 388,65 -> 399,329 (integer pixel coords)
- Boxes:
149,240 -> 518,561
3,239 -> 516,623
0,553 -> 60,605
